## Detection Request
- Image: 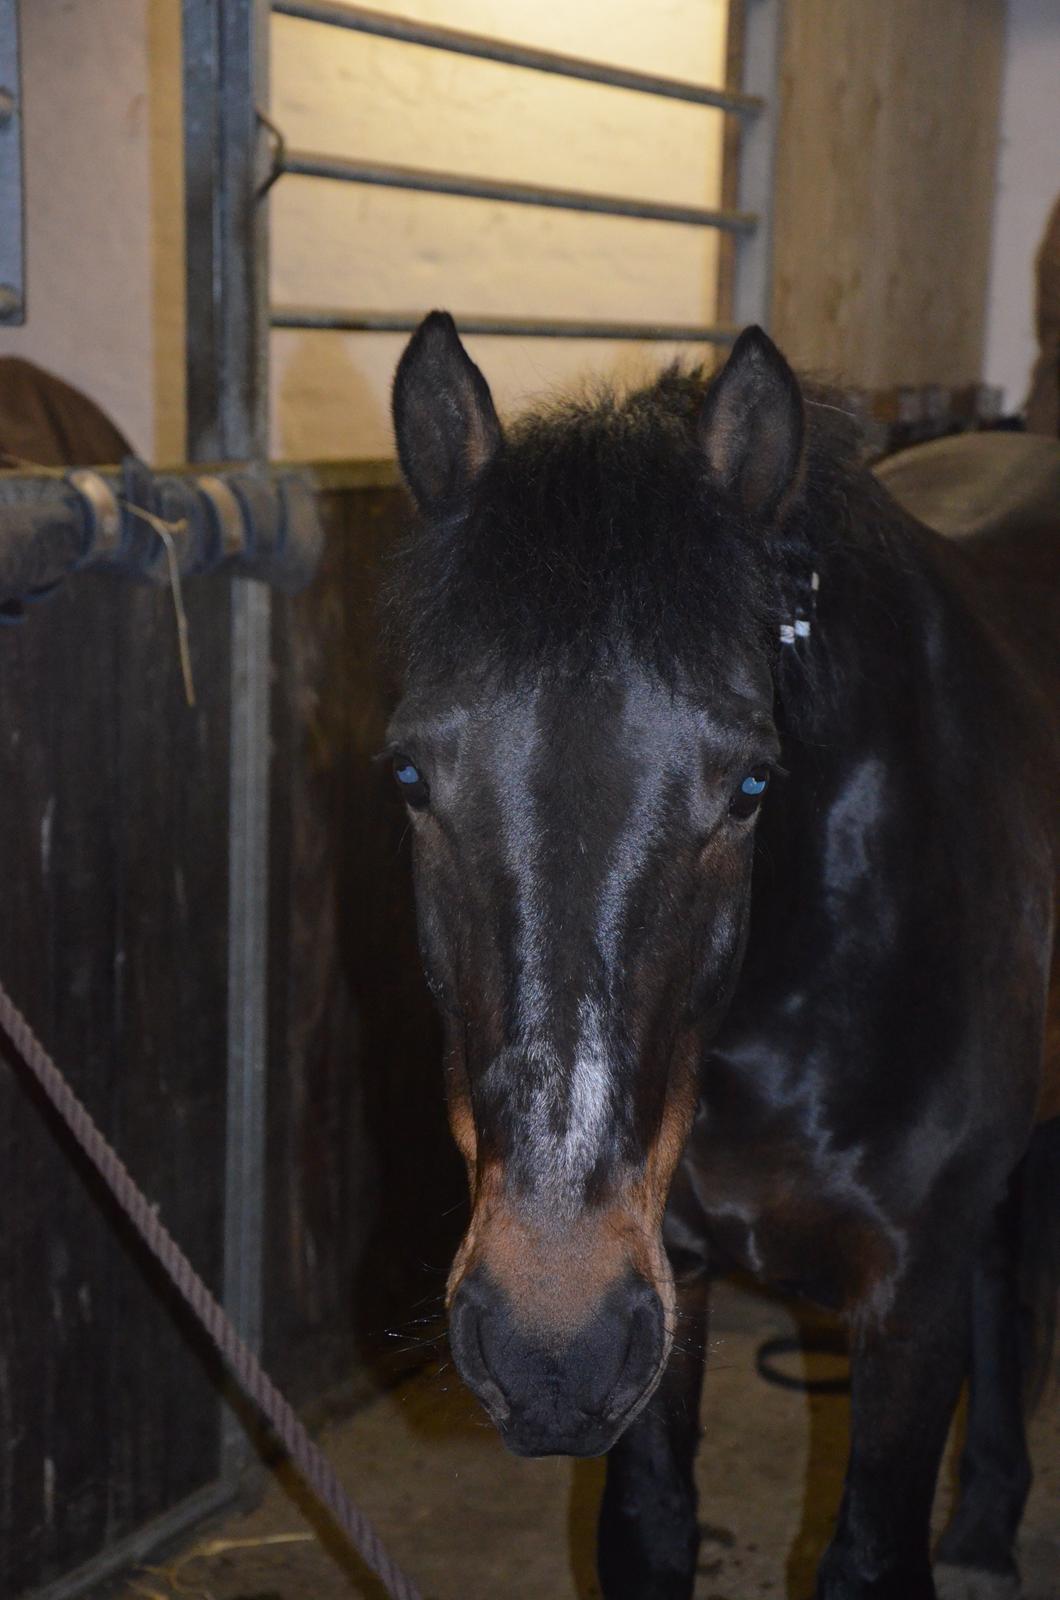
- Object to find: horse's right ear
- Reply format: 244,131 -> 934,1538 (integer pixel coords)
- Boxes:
392,311 -> 502,512
697,325 -> 804,521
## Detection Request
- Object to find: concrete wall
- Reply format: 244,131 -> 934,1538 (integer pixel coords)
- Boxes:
982,0 -> 1060,411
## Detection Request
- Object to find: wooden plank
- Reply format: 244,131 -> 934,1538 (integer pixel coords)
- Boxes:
771,0 -> 1005,387
103,572 -> 230,1531
264,485 -> 464,1403
0,487 -> 461,1588
0,576 -> 122,1590
0,572 -> 230,1591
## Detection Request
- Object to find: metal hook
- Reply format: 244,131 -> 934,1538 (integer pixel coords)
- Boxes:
256,108 -> 286,197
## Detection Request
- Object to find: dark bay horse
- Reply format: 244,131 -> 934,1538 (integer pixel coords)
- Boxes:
385,312 -> 1060,1600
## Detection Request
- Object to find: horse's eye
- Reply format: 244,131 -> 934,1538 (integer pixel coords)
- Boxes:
392,755 -> 430,809
729,769 -> 770,820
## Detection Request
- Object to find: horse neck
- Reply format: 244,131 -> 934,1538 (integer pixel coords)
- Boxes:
775,474 -> 945,764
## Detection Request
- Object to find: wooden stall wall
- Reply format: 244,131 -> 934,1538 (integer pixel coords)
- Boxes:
0,476 -> 461,1593
770,0 -> 1005,388
0,573 -> 232,1593
264,475 -> 463,1408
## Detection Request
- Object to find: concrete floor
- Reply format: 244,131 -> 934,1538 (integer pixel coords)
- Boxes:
121,1283 -> 1058,1600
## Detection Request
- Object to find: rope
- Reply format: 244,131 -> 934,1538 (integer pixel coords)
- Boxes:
0,980 -> 424,1600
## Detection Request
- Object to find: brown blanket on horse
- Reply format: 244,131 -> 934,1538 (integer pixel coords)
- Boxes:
875,431 -> 1060,544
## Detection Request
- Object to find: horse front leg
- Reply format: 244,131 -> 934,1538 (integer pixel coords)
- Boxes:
815,1272 -> 971,1600
934,1182 -> 1031,1599
597,1271 -> 709,1600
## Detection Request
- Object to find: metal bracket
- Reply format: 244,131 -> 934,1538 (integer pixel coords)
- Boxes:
0,0 -> 24,324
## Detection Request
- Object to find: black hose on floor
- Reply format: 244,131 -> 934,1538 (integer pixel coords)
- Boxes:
755,1333 -> 851,1395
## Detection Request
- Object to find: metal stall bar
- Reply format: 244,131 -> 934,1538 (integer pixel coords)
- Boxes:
273,0 -> 764,115
281,150 -> 756,233
182,0 -> 273,1494
273,308 -> 741,344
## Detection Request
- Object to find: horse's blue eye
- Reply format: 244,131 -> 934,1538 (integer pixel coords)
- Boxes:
392,754 -> 430,808
730,768 -> 770,819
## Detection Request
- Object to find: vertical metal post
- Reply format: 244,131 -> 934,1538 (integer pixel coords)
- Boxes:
184,0 -> 270,460
182,0 -> 272,1481
732,0 -> 784,331
0,0 -> 25,324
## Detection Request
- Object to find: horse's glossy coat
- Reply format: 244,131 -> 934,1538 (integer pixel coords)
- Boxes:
386,314 -> 1059,1598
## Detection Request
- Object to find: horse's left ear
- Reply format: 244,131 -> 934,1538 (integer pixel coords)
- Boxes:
392,310 -> 502,512
697,325 -> 805,521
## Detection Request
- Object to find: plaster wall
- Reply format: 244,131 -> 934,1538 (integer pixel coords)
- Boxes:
0,0 -> 184,462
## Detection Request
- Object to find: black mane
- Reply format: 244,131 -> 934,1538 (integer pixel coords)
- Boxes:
385,361 -> 888,691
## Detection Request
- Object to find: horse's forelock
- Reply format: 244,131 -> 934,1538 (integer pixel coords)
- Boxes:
383,363 -> 866,698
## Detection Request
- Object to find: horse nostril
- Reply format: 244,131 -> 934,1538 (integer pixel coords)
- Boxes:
448,1273 -> 512,1422
450,1266 -> 666,1449
603,1278 -> 666,1423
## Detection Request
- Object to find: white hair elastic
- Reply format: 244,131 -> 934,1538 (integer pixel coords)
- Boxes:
780,571 -> 820,645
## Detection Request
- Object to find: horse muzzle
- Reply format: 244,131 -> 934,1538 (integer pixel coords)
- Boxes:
448,1265 -> 667,1457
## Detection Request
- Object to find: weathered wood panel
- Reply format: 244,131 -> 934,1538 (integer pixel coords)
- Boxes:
265,482 -> 463,1405
771,0 -> 1005,387
0,574 -> 231,1592
0,479 -> 462,1591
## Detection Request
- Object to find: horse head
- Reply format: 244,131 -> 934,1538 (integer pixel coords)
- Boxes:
386,313 -> 805,1456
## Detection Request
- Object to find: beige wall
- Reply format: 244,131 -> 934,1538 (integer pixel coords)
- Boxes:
271,0 -> 729,459
771,0 -> 1005,389
0,0 -> 728,464
0,0 -> 1012,459
0,0 -> 184,462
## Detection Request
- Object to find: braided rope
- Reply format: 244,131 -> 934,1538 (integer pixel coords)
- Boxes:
0,982 -> 424,1600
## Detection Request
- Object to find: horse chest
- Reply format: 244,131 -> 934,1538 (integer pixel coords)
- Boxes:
682,1121 -> 902,1315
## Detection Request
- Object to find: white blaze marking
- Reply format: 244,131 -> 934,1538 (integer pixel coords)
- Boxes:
500,698 -> 615,1193
565,996 -> 613,1180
